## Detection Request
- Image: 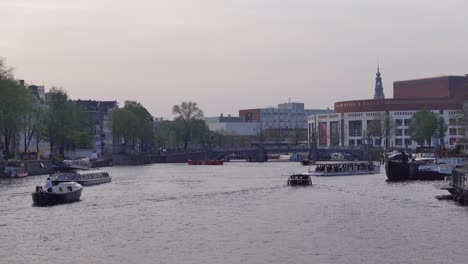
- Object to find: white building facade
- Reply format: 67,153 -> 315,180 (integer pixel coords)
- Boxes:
308,110 -> 465,149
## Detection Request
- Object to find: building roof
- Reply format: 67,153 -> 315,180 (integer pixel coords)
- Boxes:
74,99 -> 118,112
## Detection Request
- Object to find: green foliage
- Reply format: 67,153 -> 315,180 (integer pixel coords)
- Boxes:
111,101 -> 154,152
155,118 -> 210,149
44,87 -> 81,155
73,129 -> 94,149
0,78 -> 35,156
408,110 -> 438,146
436,116 -> 448,147
172,101 -> 204,150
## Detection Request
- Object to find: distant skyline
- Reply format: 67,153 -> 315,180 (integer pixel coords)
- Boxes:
1,0 -> 468,118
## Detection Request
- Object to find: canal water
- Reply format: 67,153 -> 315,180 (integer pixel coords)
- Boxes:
1,162 -> 467,264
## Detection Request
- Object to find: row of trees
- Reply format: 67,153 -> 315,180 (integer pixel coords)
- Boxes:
111,101 -> 155,152
1,58 -> 93,159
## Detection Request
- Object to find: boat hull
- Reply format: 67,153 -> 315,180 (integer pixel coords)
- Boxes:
385,161 -> 447,181
32,188 -> 82,206
188,160 -> 224,165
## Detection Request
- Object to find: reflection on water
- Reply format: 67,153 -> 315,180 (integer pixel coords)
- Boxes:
1,162 -> 468,264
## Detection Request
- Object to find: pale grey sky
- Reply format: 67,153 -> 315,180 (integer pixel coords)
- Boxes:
1,0 -> 468,118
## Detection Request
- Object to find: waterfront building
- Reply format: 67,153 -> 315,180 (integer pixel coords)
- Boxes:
74,100 -> 119,154
205,114 -> 261,136
28,85 -> 46,102
240,102 -> 332,144
308,69 -> 468,149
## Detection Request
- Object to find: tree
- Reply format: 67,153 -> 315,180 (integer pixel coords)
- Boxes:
44,87 -> 80,156
366,112 -> 394,149
172,102 -> 204,150
436,116 -> 448,147
0,57 -> 14,80
408,109 -> 438,146
111,108 -> 138,153
0,79 -> 34,158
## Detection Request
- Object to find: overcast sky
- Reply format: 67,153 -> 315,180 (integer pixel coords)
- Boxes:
1,0 -> 468,118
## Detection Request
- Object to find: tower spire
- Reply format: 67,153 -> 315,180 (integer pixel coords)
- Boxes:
373,65 -> 385,99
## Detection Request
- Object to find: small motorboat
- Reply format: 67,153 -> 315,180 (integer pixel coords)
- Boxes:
32,182 -> 83,206
287,174 -> 312,186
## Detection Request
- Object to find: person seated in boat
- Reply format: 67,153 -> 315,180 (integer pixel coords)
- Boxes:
44,177 -> 53,192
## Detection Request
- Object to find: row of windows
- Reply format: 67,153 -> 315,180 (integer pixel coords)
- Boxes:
261,112 -> 308,116
393,111 -> 415,116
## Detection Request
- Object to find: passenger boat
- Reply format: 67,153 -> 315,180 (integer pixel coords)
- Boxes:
4,166 -> 28,177
188,160 -> 224,165
309,161 -> 381,176
287,174 -> 312,186
32,182 -> 83,206
49,169 -> 111,186
52,158 -> 91,172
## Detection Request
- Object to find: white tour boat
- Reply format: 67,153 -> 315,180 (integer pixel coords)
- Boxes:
308,161 -> 381,176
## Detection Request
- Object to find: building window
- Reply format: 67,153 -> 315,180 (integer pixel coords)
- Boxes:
356,139 -> 362,146
395,119 -> 403,126
395,139 -> 403,146
458,128 -> 465,136
375,138 -> 381,146
349,139 -> 355,146
404,119 -> 411,126
449,118 -> 457,126
449,128 -> 457,135
450,138 -> 457,145
396,129 -> 403,136
404,139 -> 411,146
404,129 -> 408,136
348,120 -> 362,137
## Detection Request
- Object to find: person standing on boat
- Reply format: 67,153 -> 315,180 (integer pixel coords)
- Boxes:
44,177 -> 53,192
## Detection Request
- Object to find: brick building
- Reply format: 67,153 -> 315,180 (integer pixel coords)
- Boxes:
309,70 -> 468,149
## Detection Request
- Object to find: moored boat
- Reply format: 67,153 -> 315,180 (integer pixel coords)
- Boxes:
50,169 -> 111,186
32,182 -> 83,206
287,174 -> 312,186
448,166 -> 468,204
310,161 -> 381,176
188,160 -> 224,165
52,158 -> 91,172
385,149 -> 460,182
4,166 -> 28,177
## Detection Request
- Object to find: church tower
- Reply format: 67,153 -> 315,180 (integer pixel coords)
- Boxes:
374,66 -> 385,99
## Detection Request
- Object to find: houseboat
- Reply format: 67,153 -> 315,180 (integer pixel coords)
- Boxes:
287,174 -> 312,186
32,182 -> 83,206
309,161 -> 380,176
385,148 -> 463,182
50,169 -> 111,186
